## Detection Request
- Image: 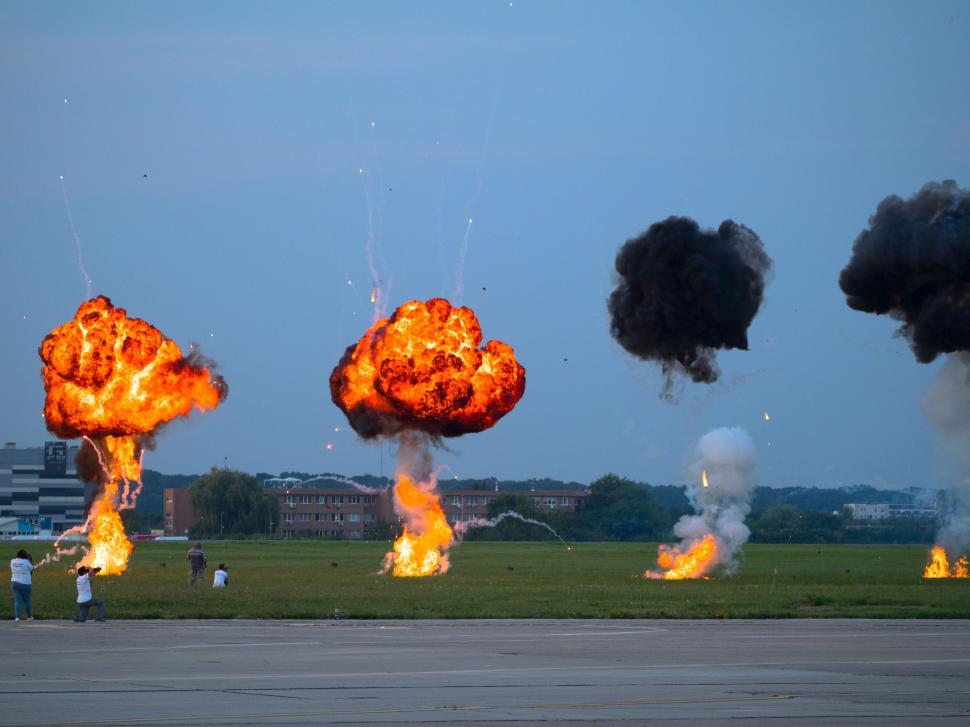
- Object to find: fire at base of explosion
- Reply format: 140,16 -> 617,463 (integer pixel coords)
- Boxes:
11,541 -> 970,620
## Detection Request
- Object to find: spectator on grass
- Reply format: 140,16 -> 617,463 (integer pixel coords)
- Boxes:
213,564 -> 229,588
74,566 -> 105,622
187,542 -> 207,585
10,549 -> 34,622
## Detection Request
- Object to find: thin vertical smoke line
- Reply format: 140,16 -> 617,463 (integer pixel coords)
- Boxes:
59,176 -> 92,298
453,82 -> 501,304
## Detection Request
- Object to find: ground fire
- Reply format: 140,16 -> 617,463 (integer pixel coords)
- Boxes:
331,298 -> 525,576
646,533 -> 719,580
39,296 -> 227,574
923,546 -> 969,579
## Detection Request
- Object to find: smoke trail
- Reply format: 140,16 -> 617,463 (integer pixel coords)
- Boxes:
58,176 -> 92,298
453,510 -> 569,546
608,216 -> 772,399
840,180 -> 970,561
647,427 -> 757,579
297,474 -> 381,494
921,353 -> 970,553
32,545 -> 81,570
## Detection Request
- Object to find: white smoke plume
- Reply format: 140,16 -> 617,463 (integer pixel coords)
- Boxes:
454,510 -> 569,546
921,353 -> 970,555
669,426 -> 757,575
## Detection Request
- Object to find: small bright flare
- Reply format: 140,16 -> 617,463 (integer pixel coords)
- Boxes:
763,410 -> 770,422
701,469 -> 710,488
370,287 -> 377,304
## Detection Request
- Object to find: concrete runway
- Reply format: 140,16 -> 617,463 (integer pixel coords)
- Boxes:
2,619 -> 969,726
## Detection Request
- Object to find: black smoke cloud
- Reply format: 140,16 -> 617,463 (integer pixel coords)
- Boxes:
608,216 -> 772,396
839,180 -> 970,363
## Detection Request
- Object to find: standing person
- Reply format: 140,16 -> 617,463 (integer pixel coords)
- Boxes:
74,566 -> 105,622
212,564 -> 229,588
187,542 -> 207,585
10,549 -> 34,622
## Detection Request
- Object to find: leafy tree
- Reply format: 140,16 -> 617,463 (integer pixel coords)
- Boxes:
572,474 -> 670,541
188,468 -> 280,537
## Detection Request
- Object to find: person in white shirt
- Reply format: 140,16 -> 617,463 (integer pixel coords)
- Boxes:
10,549 -> 34,622
74,566 -> 106,622
212,564 -> 229,588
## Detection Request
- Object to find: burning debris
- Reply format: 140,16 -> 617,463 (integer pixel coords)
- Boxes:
39,296 -> 227,574
608,216 -> 772,398
839,180 -> 970,575
331,298 -> 525,576
646,427 -> 757,580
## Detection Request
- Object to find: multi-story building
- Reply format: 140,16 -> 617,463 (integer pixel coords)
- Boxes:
163,488 -> 200,536
845,502 -> 938,520
437,481 -> 589,525
263,477 -> 393,539
0,441 -> 89,534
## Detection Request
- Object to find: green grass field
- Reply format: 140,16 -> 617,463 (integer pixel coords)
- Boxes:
13,540 -> 970,620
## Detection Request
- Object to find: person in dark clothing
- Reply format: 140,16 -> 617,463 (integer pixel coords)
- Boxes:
186,542 -> 207,585
74,566 -> 105,622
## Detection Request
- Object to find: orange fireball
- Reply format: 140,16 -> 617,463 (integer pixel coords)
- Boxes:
41,297 -> 227,575
330,298 -> 525,439
40,296 -> 226,439
645,533 -> 720,580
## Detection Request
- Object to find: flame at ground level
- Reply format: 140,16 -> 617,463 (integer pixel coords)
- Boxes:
923,546 -> 969,579
382,474 -> 454,577
57,435 -> 142,575
645,533 -> 720,580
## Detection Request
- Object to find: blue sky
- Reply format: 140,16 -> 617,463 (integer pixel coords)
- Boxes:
1,2 -> 969,489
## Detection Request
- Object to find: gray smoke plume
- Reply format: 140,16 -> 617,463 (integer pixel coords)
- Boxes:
646,427 -> 757,578
608,216 -> 772,399
921,353 -> 970,553
840,181 -> 970,560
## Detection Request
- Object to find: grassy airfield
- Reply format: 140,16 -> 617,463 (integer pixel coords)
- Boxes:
18,540 -> 970,620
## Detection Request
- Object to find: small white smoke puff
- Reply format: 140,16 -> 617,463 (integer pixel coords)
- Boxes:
921,353 -> 970,554
674,426 -> 757,574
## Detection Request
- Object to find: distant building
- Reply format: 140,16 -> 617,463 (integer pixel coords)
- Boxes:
164,475 -> 590,540
263,477 -> 392,539
163,488 -> 200,536
437,481 -> 589,525
845,502 -> 937,521
0,441 -> 89,534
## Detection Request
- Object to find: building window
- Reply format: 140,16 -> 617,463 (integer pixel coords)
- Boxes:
451,496 -> 461,506
349,530 -> 361,539
300,495 -> 311,504
332,513 -> 344,522
315,512 -> 324,522
300,512 -> 312,522
318,495 -> 327,504
364,495 -> 376,504
331,529 -> 340,537
283,529 -> 294,539
365,513 -> 375,522
283,512 -> 294,523
285,495 -> 295,506
349,495 -> 360,504
560,497 -> 571,506
544,497 -> 556,508
349,513 -> 361,522
334,496 -> 344,505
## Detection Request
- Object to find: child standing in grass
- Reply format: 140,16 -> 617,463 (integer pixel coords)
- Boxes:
213,564 -> 229,588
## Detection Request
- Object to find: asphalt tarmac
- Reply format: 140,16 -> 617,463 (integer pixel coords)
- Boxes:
3,619 -> 969,726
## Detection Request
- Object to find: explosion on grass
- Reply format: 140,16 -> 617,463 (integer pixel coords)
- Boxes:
839,181 -> 970,577
39,296 -> 227,574
330,298 -> 525,576
608,216 -> 772,398
646,427 -> 757,580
